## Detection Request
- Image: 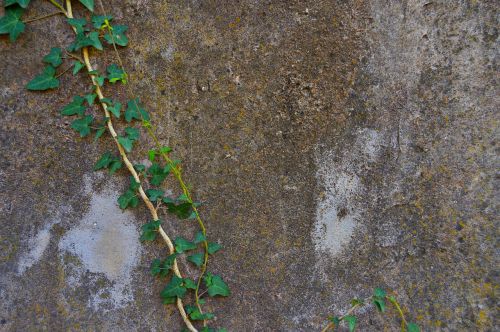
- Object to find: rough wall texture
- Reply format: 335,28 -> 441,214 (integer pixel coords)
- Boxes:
0,0 -> 498,331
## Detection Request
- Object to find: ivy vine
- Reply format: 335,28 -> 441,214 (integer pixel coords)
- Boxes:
1,1 -> 420,331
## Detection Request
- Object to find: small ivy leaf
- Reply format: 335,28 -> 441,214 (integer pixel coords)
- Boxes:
0,6 -> 25,42
5,0 -> 30,8
159,254 -> 177,277
372,298 -> 386,313
146,189 -> 164,202
93,151 -> 122,173
373,288 -> 386,298
125,98 -> 150,123
139,220 -> 161,242
160,146 -> 172,154
79,0 -> 94,12
66,18 -> 88,34
128,176 -> 140,191
94,126 -> 106,141
194,231 -> 206,244
344,315 -> 357,332
187,253 -> 204,267
162,296 -> 176,305
148,150 -> 156,162
150,258 -> 161,276
107,102 -> 121,118
61,95 -> 86,116
91,14 -> 112,29
207,242 -> 222,255
70,115 -> 93,137
68,30 -> 102,51
161,275 -> 187,299
328,316 -> 341,326
84,93 -> 97,105
125,127 -> 140,140
167,202 -> 192,219
407,323 -> 420,332
148,163 -> 170,186
104,24 -> 128,46
42,47 -> 63,67
118,189 -> 138,209
185,305 -> 215,321
133,164 -> 146,173
350,298 -> 364,306
26,65 -> 59,90
100,98 -> 113,105
204,273 -> 230,297
117,127 -> 139,153
183,278 -> 197,290
106,64 -> 126,83
95,75 -> 105,86
174,237 -> 197,253
72,60 -> 85,75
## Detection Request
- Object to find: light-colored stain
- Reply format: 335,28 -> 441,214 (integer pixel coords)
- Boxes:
313,128 -> 382,257
17,226 -> 52,274
58,185 -> 141,310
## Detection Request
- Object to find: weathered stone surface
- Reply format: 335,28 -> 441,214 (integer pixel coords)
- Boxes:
0,0 -> 497,331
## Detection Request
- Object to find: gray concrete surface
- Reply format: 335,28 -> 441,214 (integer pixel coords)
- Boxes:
0,0 -> 498,331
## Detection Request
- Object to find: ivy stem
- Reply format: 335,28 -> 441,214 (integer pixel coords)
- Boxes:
24,11 -> 64,23
46,0 -> 67,15
57,0 -> 197,331
320,297 -> 369,332
387,296 -> 408,331
95,0 -> 210,325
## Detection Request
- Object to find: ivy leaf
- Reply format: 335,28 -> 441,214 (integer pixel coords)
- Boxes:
0,6 -> 25,42
174,237 -> 196,253
161,275 -> 187,299
185,305 -> 215,321
146,189 -> 164,202
125,98 -> 150,122
5,0 -> 30,8
104,24 -> 128,46
139,220 -> 161,242
61,95 -> 86,116
351,298 -> 364,306
148,163 -> 170,186
117,127 -> 140,153
94,75 -> 105,86
66,18 -> 88,34
106,64 -> 126,83
329,316 -> 341,326
93,151 -> 122,174
373,288 -> 386,298
26,65 -> 59,90
91,14 -> 112,29
134,164 -> 146,173
79,0 -> 94,12
106,102 -> 121,118
183,278 -> 197,290
207,242 -> 222,255
372,298 -> 386,312
84,93 -> 97,105
42,47 -> 63,67
167,202 -> 192,219
407,323 -> 420,332
70,115 -> 93,137
150,258 -> 161,276
344,315 -> 357,332
118,189 -> 138,209
194,231 -> 206,244
72,60 -> 85,75
204,273 -> 230,297
187,253 -> 204,267
68,31 -> 102,51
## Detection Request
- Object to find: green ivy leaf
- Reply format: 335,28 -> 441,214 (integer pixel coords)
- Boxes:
117,127 -> 140,153
107,102 -> 121,118
174,237 -> 197,253
350,298 -> 364,306
68,31 -> 102,51
125,98 -> 150,122
148,163 -> 170,186
61,95 -> 86,116
104,24 -> 128,46
5,0 -> 30,8
91,14 -> 112,29
183,278 -> 197,290
329,316 -> 340,326
106,64 -> 126,83
344,315 -> 357,332
167,202 -> 192,219
204,273 -> 230,297
133,164 -> 146,173
42,47 -> 63,67
194,231 -> 206,244
84,93 -> 97,105
72,60 -> 85,75
187,253 -> 204,267
185,305 -> 215,321
407,323 -> 420,332
207,242 -> 222,255
118,189 -> 138,209
93,151 -> 122,174
161,275 -> 187,299
151,255 -> 178,278
95,75 -> 105,86
79,0 -> 94,12
373,288 -> 386,298
26,65 -> 59,90
140,220 -> 161,241
145,189 -> 164,202
70,115 -> 93,137
372,298 -> 386,313
0,6 -> 25,42
66,18 -> 88,34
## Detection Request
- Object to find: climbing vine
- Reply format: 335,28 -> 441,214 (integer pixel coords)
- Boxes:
1,1 -> 420,331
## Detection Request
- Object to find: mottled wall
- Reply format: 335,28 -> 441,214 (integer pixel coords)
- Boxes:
0,0 -> 498,331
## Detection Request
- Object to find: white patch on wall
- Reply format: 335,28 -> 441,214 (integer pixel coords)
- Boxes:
17,225 -> 52,274
58,187 -> 141,310
313,128 -> 382,257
